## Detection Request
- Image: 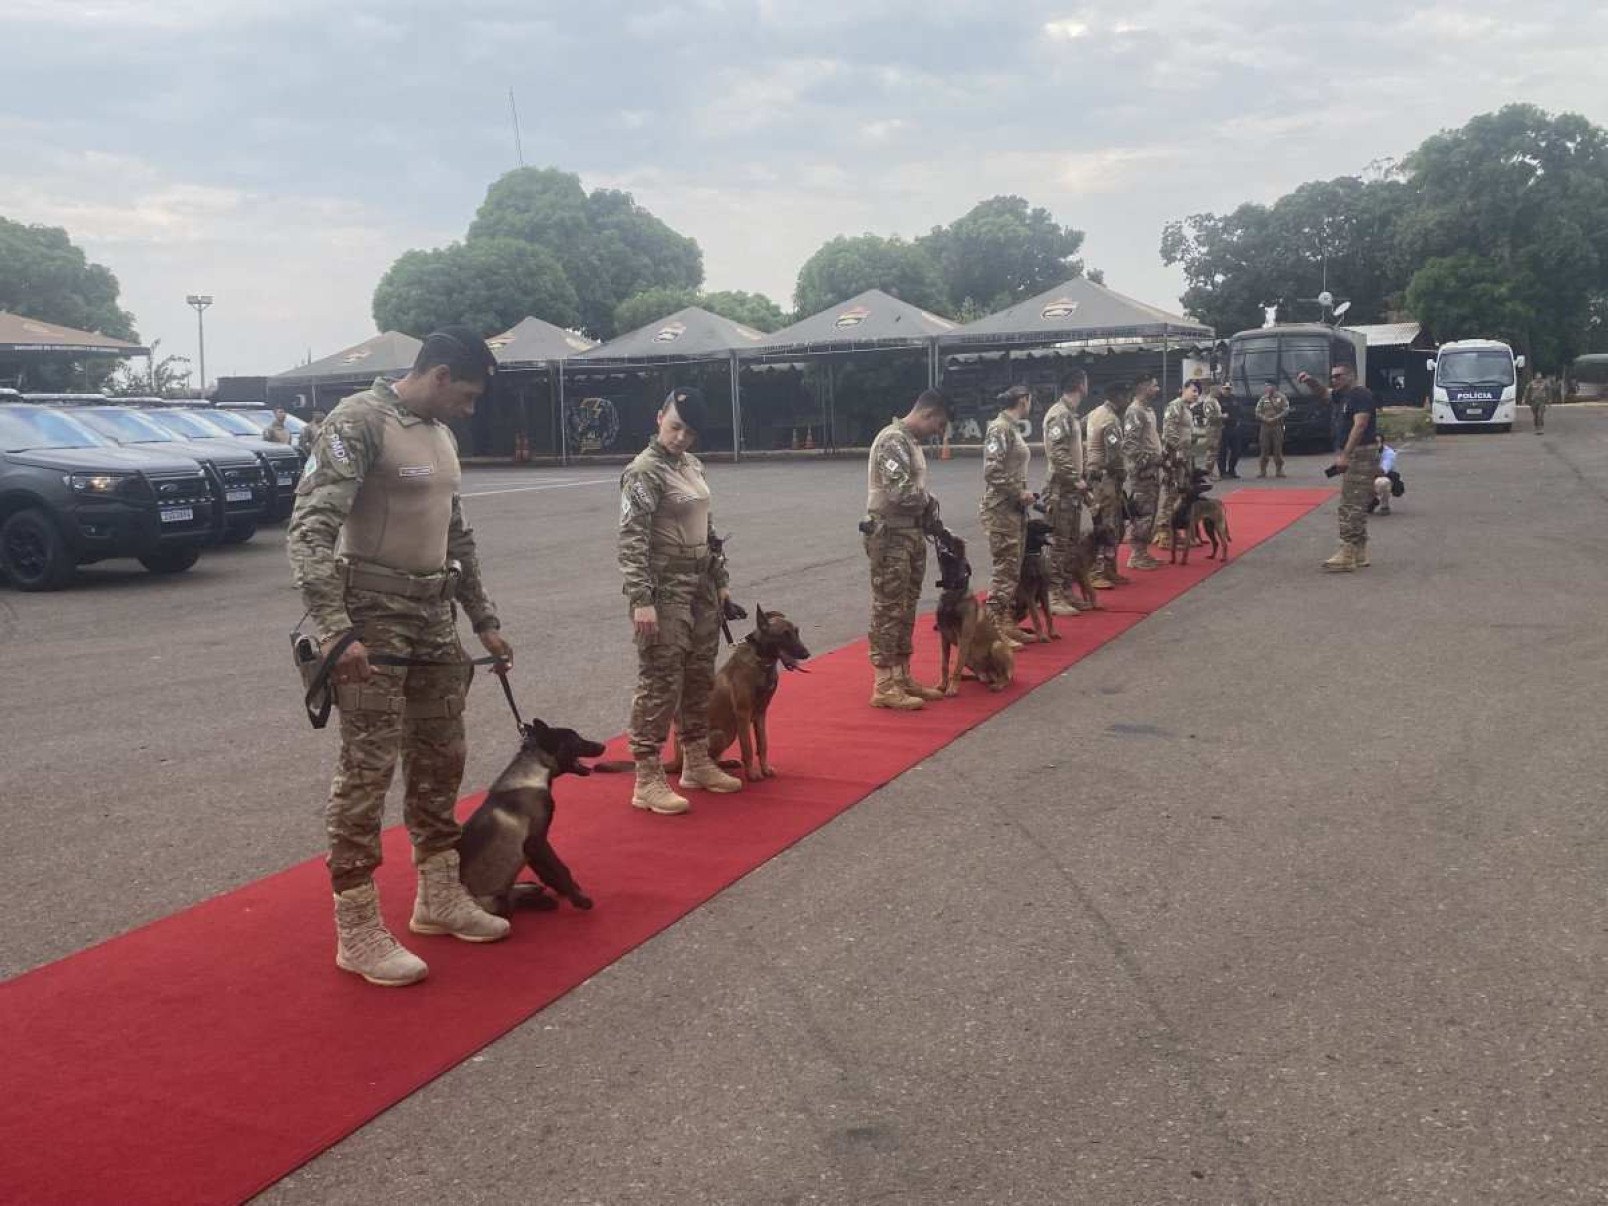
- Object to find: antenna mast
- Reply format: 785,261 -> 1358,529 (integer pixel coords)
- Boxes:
509,86 -> 525,168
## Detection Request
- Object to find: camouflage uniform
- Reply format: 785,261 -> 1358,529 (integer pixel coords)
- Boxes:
1255,390 -> 1290,474
619,440 -> 728,760
1199,391 -> 1224,474
1156,393 -> 1194,546
1525,376 -> 1549,432
1083,401 -> 1126,578
287,377 -> 498,892
264,419 -> 292,445
1338,446 -> 1381,544
864,421 -> 932,668
1040,398 -> 1084,597
1122,401 -> 1163,553
980,410 -> 1030,626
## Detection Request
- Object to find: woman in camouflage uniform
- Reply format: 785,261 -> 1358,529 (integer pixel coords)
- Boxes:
618,388 -> 743,815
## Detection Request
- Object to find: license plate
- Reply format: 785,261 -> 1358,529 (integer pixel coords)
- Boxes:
160,507 -> 194,523
225,488 -> 253,503
276,473 -> 295,486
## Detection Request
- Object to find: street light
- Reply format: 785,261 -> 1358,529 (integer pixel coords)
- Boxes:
186,294 -> 213,399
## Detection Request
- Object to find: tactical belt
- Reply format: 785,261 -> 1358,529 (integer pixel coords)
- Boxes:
874,513 -> 921,529
343,560 -> 455,600
294,628 -> 521,731
652,540 -> 712,571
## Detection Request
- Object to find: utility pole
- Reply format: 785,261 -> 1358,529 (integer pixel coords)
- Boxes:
185,294 -> 213,399
509,87 -> 525,168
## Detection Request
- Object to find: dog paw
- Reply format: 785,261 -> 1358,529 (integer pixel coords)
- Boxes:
569,892 -> 594,910
943,685 -> 959,697
760,765 -> 777,779
747,766 -> 766,782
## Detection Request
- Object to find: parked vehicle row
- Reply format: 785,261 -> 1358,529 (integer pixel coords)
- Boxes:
0,392 -> 304,591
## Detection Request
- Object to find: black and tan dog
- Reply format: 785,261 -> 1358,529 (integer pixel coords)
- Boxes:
1169,468 -> 1231,564
457,718 -> 606,918
933,527 -> 1015,694
669,607 -> 811,782
1012,517 -> 1060,643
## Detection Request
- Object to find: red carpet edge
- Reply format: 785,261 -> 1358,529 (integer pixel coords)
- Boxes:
0,488 -> 1331,1205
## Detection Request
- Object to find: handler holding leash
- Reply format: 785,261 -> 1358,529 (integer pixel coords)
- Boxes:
1040,369 -> 1089,615
982,385 -> 1035,647
288,326 -> 514,988
864,388 -> 952,710
619,387 -> 742,816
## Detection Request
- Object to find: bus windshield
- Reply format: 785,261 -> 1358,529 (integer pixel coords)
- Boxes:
1231,336 -> 1329,396
1437,350 -> 1514,388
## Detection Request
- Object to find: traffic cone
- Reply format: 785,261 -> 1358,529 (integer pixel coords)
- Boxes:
940,429 -> 952,461
804,427 -> 815,450
791,426 -> 800,449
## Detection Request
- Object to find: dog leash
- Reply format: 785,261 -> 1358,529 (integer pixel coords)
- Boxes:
302,631 -> 523,732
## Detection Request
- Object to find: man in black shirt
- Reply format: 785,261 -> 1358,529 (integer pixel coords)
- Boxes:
1215,385 -> 1242,478
1299,364 -> 1379,572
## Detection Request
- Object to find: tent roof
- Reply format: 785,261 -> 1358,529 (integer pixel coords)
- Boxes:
1343,322 -> 1424,348
271,331 -> 422,382
572,306 -> 768,365
747,289 -> 956,356
0,311 -> 148,357
940,277 -> 1212,347
488,316 -> 597,365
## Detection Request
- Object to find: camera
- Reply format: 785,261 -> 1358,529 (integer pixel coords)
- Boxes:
1323,464 -> 1343,478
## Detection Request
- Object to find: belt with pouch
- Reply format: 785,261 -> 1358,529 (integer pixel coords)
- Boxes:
342,559 -> 459,600
651,540 -> 712,572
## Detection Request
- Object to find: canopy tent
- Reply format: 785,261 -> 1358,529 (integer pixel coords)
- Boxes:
940,276 -> 1212,349
267,331 -> 422,411
482,317 -> 598,459
566,307 -> 769,461
739,289 -> 959,452
487,316 -> 597,366
0,312 -> 148,391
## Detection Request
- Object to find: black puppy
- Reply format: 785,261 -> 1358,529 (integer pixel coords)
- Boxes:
457,718 -> 606,918
1013,517 -> 1058,642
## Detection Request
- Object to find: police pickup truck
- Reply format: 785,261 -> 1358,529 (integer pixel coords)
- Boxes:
0,398 -> 218,590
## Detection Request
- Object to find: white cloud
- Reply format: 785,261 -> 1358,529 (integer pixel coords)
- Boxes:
1043,17 -> 1090,40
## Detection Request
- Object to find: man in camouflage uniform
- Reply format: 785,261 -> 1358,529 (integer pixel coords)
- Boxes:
1255,380 -> 1289,476
1301,364 -> 1380,572
1154,379 -> 1198,551
1198,382 -> 1224,479
1083,381 -> 1132,589
864,389 -> 951,709
288,326 -> 514,988
263,406 -> 292,444
1123,373 -> 1165,570
1040,369 -> 1089,615
981,385 -> 1036,646
1525,373 -> 1550,434
620,387 -> 742,815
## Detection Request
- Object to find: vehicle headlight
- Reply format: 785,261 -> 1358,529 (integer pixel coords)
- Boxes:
68,473 -> 129,494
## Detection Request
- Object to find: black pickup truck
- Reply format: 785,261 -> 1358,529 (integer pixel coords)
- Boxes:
0,402 -> 218,590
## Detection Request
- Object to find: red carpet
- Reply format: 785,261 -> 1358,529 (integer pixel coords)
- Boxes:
0,488 -> 1329,1205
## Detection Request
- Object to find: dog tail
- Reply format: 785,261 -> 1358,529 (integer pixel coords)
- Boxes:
587,759 -> 637,774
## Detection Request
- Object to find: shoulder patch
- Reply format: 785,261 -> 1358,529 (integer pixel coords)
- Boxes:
985,432 -> 1003,456
327,432 -> 350,464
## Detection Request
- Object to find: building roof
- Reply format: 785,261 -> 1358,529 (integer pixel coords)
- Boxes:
271,331 -> 423,382
1344,322 -> 1424,348
572,306 -> 769,364
0,311 -> 148,357
748,289 -> 956,356
487,316 -> 597,366
940,277 -> 1212,347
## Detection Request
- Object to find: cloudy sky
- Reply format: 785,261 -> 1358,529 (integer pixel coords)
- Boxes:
4,0 -> 1604,379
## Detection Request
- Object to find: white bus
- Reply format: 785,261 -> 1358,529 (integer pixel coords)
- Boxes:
1428,339 -> 1524,433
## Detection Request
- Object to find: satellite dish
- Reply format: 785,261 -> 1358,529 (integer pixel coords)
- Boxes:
1317,290 -> 1334,308
1333,301 -> 1352,320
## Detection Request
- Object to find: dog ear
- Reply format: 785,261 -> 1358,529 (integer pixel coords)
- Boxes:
754,605 -> 769,626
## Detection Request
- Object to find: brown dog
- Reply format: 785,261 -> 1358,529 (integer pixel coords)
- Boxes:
933,528 -> 1014,694
669,607 -> 811,782
1188,495 -> 1231,562
1012,517 -> 1059,643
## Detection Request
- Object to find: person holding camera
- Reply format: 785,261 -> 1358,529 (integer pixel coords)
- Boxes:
864,389 -> 952,709
1300,364 -> 1379,572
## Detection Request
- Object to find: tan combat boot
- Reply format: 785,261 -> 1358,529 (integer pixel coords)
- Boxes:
1151,529 -> 1174,550
1048,591 -> 1080,617
1321,544 -> 1358,573
335,882 -> 428,987
897,660 -> 946,702
633,757 -> 691,814
680,743 -> 743,793
870,666 -> 924,710
1355,539 -> 1370,568
1127,549 -> 1162,571
410,849 -> 511,942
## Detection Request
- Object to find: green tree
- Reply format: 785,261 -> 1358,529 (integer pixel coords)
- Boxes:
793,234 -> 950,318
1397,104 -> 1608,368
372,239 -> 580,337
0,217 -> 137,339
613,286 -> 699,333
1403,254 -> 1530,345
613,287 -> 787,336
920,196 -> 1086,313
464,167 -> 702,338
1160,176 -> 1411,335
700,290 -> 787,332
105,339 -> 192,397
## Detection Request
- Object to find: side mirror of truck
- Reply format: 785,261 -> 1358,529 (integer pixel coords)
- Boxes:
1424,358 -> 1437,371
1514,354 -> 1526,369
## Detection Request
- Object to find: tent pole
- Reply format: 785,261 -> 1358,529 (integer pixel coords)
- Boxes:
927,338 -> 938,390
558,362 -> 568,466
1162,331 -> 1170,397
729,351 -> 741,464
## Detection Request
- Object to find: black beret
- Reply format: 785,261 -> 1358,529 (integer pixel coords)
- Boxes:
997,385 -> 1032,406
665,386 -> 708,433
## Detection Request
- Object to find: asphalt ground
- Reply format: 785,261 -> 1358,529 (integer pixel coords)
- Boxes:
3,408 -> 1605,1203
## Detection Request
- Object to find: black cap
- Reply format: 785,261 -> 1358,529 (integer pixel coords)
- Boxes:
664,386 -> 708,433
416,325 -> 497,384
997,385 -> 1031,407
